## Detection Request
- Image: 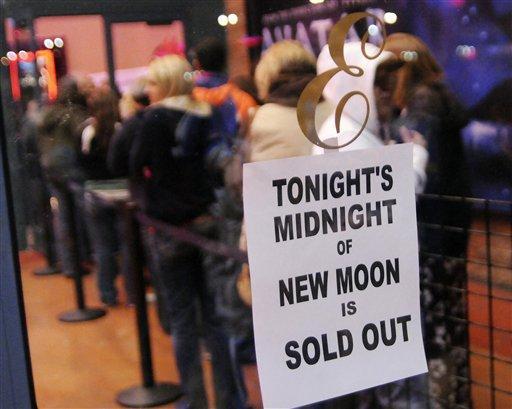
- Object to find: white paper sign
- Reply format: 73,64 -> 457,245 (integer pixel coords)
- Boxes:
243,144 -> 427,408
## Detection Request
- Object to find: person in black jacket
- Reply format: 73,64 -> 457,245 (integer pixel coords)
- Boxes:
20,99 -> 59,274
79,88 -> 126,306
129,55 -> 237,409
106,79 -> 150,307
38,77 -> 89,278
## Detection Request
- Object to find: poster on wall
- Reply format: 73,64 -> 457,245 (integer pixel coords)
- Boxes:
259,0 -> 512,106
261,0 -> 385,55
243,144 -> 427,408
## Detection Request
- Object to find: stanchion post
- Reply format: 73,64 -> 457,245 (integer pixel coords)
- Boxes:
58,185 -> 106,322
116,204 -> 181,407
128,205 -> 154,386
34,191 -> 60,276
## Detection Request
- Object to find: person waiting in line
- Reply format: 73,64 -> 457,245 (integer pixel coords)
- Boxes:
129,55 -> 238,409
109,76 -> 172,327
232,40 -> 334,408
106,77 -> 152,310
383,33 -> 471,408
249,40 -> 332,161
313,41 -> 429,194
192,47 -> 258,141
190,38 -> 259,409
72,75 -> 98,265
79,88 -> 127,306
108,77 -> 151,308
190,37 -> 258,175
190,36 -> 236,162
37,77 -> 90,279
190,37 -> 258,208
313,36 -> 460,409
20,96 -> 59,275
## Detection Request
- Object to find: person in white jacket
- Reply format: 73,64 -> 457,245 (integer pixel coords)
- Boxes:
313,41 -> 429,193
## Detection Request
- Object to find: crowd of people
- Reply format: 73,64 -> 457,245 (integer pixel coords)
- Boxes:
22,33 -> 511,409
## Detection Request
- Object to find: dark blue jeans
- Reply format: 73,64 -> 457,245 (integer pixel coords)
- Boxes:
143,221 -> 238,409
228,335 -> 255,408
49,181 -> 85,276
84,197 -> 120,304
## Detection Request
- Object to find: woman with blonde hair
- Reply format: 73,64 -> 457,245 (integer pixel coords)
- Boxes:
129,54 -> 237,409
249,40 -> 330,162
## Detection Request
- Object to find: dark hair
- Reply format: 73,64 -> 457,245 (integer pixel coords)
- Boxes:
374,58 -> 404,92
471,79 -> 512,124
91,89 -> 119,153
193,37 -> 226,72
57,76 -> 87,108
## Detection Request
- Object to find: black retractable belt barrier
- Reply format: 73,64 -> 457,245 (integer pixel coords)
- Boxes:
58,182 -> 106,322
116,203 -> 181,408
136,212 -> 249,263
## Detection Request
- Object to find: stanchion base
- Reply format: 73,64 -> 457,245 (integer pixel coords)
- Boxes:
116,383 -> 182,408
34,266 -> 60,276
58,308 -> 106,322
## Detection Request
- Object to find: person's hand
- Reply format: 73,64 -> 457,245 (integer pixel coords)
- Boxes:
399,126 -> 427,148
237,263 -> 252,306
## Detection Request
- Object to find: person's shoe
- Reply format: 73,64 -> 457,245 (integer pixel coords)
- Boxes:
64,267 -> 91,278
101,296 -> 119,307
79,266 -> 92,276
